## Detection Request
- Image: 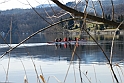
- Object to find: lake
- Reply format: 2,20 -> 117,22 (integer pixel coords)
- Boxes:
0,34 -> 124,83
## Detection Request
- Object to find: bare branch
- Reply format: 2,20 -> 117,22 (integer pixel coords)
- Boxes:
110,0 -> 114,21
51,0 -> 124,29
47,0 -> 57,16
0,17 -> 80,59
110,21 -> 124,64
83,0 -> 89,13
91,0 -> 97,16
26,0 -> 52,25
98,0 -> 105,18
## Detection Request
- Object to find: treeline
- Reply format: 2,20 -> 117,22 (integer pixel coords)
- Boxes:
0,7 -> 62,35
104,4 -> 124,22
0,2 -> 124,36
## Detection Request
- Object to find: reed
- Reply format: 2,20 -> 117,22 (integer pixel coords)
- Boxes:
24,75 -> 28,83
0,0 -> 124,83
40,75 -> 46,83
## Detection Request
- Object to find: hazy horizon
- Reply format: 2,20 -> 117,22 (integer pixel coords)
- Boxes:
0,0 -> 73,10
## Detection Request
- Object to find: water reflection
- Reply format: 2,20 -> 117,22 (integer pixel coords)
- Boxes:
0,34 -> 124,83
0,34 -> 124,64
0,41 -> 123,64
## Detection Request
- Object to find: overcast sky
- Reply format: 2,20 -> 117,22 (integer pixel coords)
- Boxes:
0,0 -> 74,10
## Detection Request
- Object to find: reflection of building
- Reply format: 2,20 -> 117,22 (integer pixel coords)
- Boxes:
2,34 -> 123,64
97,29 -> 120,35
7,43 -> 124,64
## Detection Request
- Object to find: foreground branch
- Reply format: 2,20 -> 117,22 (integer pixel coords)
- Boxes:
0,18 -> 80,59
51,0 -> 124,29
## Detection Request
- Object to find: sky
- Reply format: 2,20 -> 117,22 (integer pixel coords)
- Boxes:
0,0 -> 73,10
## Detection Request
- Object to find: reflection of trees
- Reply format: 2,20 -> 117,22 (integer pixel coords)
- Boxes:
100,35 -> 104,40
118,35 -> 124,41
118,43 -> 123,51
6,42 -> 124,63
9,45 -> 107,62
1,1 -> 124,83
105,43 -> 111,52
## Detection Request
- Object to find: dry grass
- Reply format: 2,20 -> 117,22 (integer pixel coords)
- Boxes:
0,0 -> 124,83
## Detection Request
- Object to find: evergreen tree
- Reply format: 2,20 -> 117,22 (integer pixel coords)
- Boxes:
120,15 -> 124,22
79,20 -> 83,27
117,15 -> 123,22
107,14 -> 111,20
68,16 -> 74,30
60,18 -> 64,27
105,14 -> 111,20
105,14 -> 108,19
117,15 -> 121,22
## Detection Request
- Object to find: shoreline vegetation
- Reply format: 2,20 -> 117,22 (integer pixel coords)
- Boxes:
44,28 -> 123,35
0,0 -> 124,83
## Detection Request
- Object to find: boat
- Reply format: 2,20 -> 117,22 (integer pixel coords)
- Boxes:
47,39 -> 94,45
47,37 -> 99,46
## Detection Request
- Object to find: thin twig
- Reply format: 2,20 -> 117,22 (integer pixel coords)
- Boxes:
73,62 -> 77,83
30,55 -> 41,83
110,0 -> 114,21
26,0 -> 52,25
51,1 -> 121,82
115,64 -> 124,78
64,44 -> 77,83
0,34 -> 11,48
51,0 -> 124,28
47,0 -> 57,16
5,54 -> 10,83
78,57 -> 83,83
91,0 -> 97,16
93,65 -> 97,83
75,67 -> 91,83
116,67 -> 122,83
110,21 -> 124,64
34,0 -> 56,23
19,59 -> 28,83
0,17 -> 81,59
98,0 -> 104,18
47,75 -> 62,83
0,64 -> 6,75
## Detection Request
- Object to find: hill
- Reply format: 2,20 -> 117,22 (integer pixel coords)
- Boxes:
0,6 -> 63,35
36,4 -> 57,8
0,1 -> 123,37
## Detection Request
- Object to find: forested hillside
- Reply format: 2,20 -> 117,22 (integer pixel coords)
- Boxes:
105,4 -> 124,15
0,1 -> 124,36
0,7 -> 62,35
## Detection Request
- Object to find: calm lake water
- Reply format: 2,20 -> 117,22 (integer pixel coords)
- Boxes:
0,34 -> 124,83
